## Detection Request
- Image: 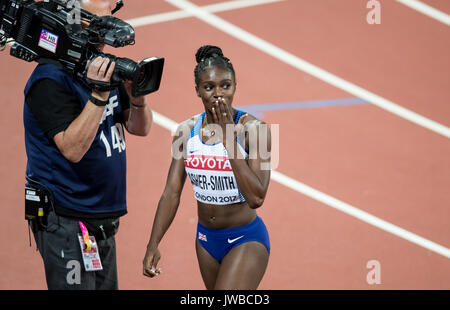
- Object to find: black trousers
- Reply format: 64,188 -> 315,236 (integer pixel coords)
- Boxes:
32,211 -> 118,290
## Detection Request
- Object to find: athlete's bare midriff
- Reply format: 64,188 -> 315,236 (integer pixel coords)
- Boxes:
197,201 -> 257,229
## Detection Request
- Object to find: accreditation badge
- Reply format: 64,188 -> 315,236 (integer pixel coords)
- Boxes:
77,234 -> 103,271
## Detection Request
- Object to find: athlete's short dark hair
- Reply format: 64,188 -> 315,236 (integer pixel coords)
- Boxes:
194,45 -> 236,86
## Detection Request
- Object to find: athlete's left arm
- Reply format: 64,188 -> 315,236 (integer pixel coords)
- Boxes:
121,81 -> 153,136
226,120 -> 272,209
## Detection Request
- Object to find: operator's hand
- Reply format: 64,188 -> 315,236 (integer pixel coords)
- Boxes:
87,56 -> 116,101
143,245 -> 162,278
123,80 -> 146,107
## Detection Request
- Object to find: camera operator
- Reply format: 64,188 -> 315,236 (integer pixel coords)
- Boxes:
24,0 -> 152,289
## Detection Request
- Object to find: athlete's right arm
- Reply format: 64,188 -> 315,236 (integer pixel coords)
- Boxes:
143,120 -> 193,278
53,57 -> 115,163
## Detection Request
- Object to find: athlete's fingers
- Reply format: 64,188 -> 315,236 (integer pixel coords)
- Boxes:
236,112 -> 248,129
238,113 -> 248,125
143,248 -> 162,278
150,267 -> 162,277
217,99 -> 226,123
143,268 -> 152,277
221,98 -> 233,122
143,261 -> 158,278
145,264 -> 161,277
143,249 -> 155,276
219,96 -> 226,109
151,257 -> 159,270
218,98 -> 229,122
211,105 -> 219,123
144,266 -> 161,278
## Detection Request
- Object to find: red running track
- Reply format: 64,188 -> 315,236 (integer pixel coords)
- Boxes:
0,0 -> 448,289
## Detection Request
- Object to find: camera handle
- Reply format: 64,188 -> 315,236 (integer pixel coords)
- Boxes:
84,77 -> 116,92
82,56 -> 118,92
111,0 -> 124,15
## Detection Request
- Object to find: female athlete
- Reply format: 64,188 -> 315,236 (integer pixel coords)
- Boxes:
142,45 -> 272,290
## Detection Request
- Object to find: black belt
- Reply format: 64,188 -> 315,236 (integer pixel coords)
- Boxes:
82,217 -> 120,240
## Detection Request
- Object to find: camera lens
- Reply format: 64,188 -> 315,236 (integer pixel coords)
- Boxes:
104,55 -> 164,97
131,57 -> 164,97
136,64 -> 147,86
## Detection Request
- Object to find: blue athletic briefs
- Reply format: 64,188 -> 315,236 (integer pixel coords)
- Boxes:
197,216 -> 270,263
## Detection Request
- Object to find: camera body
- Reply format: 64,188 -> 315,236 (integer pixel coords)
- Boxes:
0,0 -> 164,96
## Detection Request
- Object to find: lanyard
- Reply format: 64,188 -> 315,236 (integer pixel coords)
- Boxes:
78,221 -> 92,251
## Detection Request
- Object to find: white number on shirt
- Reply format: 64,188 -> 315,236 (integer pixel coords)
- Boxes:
100,123 -> 126,157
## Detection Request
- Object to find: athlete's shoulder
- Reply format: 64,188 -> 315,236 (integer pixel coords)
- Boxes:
237,112 -> 271,150
238,111 -> 267,128
177,113 -> 201,133
171,114 -> 202,156
171,113 -> 201,145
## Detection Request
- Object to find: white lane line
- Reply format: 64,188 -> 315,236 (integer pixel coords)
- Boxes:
396,0 -> 450,26
152,111 -> 178,133
126,0 -> 283,27
271,171 -> 450,259
165,0 -> 450,139
151,110 -> 450,259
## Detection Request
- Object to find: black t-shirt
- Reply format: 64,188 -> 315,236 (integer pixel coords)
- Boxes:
25,78 -> 131,140
25,78 -> 131,219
